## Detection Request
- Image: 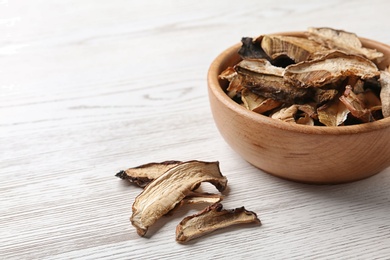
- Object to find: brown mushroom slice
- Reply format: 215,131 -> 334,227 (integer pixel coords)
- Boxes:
307,27 -> 384,63
339,85 -> 373,123
237,68 -> 311,104
241,88 -> 282,114
318,99 -> 350,126
261,35 -> 328,63
241,88 -> 266,110
219,67 -> 244,98
252,98 -> 282,114
379,70 -> 390,117
130,161 -> 227,237
236,59 -> 284,77
181,191 -> 224,205
271,105 -> 298,123
284,51 -> 380,88
115,160 -> 182,188
175,203 -> 261,243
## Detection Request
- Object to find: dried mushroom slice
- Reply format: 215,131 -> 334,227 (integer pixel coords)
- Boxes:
307,27 -> 384,63
261,35 -> 328,63
219,67 -> 244,98
271,105 -> 298,123
252,98 -> 282,114
241,88 -> 266,110
379,70 -> 390,117
284,51 -> 380,88
236,59 -> 284,77
339,85 -> 373,122
181,191 -> 223,205
241,88 -> 283,114
115,160 -> 182,188
175,203 -> 261,243
318,100 -> 350,126
130,161 -> 227,237
236,66 -> 311,104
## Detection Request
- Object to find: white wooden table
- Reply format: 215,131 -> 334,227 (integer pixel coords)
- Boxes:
1,0 -> 390,259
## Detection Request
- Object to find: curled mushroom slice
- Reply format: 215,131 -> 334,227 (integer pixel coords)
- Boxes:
236,59 -> 284,77
261,35 -> 328,63
241,88 -> 282,114
241,88 -> 266,110
115,160 -> 182,188
307,27 -> 384,64
271,105 -> 298,123
284,51 -> 380,88
379,70 -> 390,117
318,99 -> 350,126
339,85 -> 373,123
130,161 -> 227,237
219,67 -> 244,98
175,203 -> 261,243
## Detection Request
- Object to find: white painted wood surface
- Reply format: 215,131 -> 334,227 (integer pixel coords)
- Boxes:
1,0 -> 390,259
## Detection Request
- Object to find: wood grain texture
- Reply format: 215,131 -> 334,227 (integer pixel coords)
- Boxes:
1,0 -> 390,259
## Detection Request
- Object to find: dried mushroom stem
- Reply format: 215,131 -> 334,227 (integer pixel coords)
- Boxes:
130,161 -> 227,237
176,203 -> 261,243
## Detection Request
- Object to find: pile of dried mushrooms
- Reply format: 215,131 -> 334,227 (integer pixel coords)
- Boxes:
116,160 -> 261,243
219,27 -> 390,126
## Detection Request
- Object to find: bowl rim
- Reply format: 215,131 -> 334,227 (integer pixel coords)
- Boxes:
208,31 -> 390,135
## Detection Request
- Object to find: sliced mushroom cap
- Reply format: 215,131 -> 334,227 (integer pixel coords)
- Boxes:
261,35 -> 328,63
175,203 -> 261,243
130,161 -> 227,237
236,58 -> 284,77
307,27 -> 384,63
318,99 -> 350,126
284,51 -> 380,88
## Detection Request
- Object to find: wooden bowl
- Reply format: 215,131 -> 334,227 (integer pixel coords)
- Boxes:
207,32 -> 390,184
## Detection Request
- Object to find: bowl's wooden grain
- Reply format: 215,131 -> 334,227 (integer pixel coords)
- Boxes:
208,32 -> 390,184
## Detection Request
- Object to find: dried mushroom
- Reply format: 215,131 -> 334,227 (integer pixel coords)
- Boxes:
117,160 -> 261,242
307,27 -> 384,63
261,35 -> 327,63
130,161 -> 227,236
220,27 -> 390,126
115,160 -> 182,188
379,70 -> 390,117
181,191 -> 223,205
283,51 -> 379,88
176,203 -> 261,243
